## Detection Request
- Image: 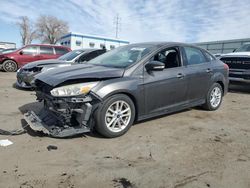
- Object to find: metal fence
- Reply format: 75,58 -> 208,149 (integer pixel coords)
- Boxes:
195,38 -> 250,54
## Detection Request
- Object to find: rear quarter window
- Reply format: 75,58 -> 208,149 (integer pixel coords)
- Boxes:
55,48 -> 69,55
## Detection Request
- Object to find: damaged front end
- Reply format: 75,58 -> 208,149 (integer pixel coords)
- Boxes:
24,80 -> 102,137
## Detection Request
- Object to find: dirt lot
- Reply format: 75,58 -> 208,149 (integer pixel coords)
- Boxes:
0,72 -> 250,188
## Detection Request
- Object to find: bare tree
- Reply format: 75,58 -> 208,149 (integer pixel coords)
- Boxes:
36,15 -> 69,44
17,16 -> 37,45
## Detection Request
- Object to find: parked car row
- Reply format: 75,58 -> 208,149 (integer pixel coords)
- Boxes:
0,44 -> 71,72
22,42 -> 229,138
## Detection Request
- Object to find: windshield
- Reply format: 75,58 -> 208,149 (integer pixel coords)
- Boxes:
58,50 -> 84,61
87,44 -> 157,68
235,44 -> 250,52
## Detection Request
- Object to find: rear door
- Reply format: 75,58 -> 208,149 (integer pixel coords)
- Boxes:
143,47 -> 189,115
181,46 -> 213,102
39,46 -> 57,60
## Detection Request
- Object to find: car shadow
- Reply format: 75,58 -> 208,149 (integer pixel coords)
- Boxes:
228,82 -> 250,94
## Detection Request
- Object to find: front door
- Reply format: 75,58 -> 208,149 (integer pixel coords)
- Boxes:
143,47 -> 188,115
18,46 -> 39,66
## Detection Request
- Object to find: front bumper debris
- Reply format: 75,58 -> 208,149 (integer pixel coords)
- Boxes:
16,69 -> 39,89
24,111 -> 91,137
24,91 -> 101,138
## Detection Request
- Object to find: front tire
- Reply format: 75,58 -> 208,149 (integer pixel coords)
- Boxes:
95,94 -> 135,138
3,60 -> 18,72
202,83 -> 223,111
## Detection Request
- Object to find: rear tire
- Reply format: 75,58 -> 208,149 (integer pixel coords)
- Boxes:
95,94 -> 135,138
3,60 -> 18,72
202,83 -> 223,111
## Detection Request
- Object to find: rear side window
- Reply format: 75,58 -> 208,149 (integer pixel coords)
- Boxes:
183,46 -> 207,65
22,46 -> 38,55
40,46 -> 54,55
55,48 -> 69,55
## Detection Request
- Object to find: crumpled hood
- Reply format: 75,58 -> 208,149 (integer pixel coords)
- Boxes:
35,64 -> 125,87
221,52 -> 250,57
22,59 -> 67,69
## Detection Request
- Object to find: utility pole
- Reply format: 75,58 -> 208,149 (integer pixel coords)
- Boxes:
114,14 -> 121,38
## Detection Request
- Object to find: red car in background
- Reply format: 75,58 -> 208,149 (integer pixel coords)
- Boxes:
0,44 -> 71,72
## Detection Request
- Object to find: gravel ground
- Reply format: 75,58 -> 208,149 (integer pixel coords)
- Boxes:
0,72 -> 250,188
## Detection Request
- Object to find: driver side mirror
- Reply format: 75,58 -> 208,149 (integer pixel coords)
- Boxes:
145,60 -> 165,71
19,51 -> 23,55
232,49 -> 236,52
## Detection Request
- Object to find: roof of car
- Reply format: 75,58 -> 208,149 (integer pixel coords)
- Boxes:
130,41 -> 199,47
25,44 -> 70,49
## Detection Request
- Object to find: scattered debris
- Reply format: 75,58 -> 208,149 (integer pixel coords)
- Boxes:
113,178 -> 135,188
47,145 -> 58,151
61,172 -> 67,176
214,136 -> 222,142
174,171 -> 211,188
103,156 -> 112,159
0,126 -> 27,135
237,154 -> 249,162
3,171 -> 7,174
0,139 -> 13,147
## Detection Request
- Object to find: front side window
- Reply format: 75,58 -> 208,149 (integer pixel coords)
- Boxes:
40,46 -> 54,55
87,45 -> 157,68
183,46 -> 207,65
153,48 -> 180,68
22,46 -> 38,55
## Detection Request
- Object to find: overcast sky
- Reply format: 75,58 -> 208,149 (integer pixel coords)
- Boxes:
1,0 -> 250,47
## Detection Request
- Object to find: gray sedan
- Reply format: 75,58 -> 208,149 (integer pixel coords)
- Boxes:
24,42 -> 229,138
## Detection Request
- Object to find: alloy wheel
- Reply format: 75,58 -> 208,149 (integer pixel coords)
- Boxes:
105,100 -> 132,132
210,86 -> 222,108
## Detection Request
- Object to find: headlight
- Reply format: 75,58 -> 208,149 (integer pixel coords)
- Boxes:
50,82 -> 99,97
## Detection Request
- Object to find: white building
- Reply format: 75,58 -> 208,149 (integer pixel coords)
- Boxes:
59,32 -> 129,50
0,42 -> 16,50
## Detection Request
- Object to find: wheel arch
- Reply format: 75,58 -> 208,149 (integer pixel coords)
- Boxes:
211,72 -> 227,95
101,90 -> 138,121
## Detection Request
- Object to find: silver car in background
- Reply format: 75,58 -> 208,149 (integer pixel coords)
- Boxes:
16,49 -> 106,88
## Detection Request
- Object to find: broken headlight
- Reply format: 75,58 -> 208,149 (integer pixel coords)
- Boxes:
50,82 -> 99,97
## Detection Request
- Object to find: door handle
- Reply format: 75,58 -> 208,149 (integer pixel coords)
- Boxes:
206,68 -> 212,73
177,73 -> 184,79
